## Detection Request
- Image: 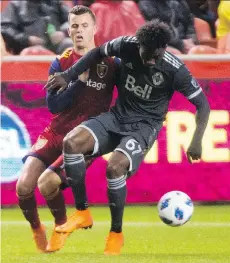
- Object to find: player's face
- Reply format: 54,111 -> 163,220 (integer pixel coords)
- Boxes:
139,45 -> 165,66
68,13 -> 97,49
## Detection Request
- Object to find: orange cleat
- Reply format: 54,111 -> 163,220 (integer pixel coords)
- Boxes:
46,225 -> 70,252
32,224 -> 48,252
104,232 -> 124,256
55,209 -> 93,233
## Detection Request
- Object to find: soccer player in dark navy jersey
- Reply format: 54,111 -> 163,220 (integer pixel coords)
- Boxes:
46,19 -> 210,255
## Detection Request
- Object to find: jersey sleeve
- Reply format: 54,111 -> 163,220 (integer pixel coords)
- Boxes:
48,58 -> 62,75
173,65 -> 203,100
100,36 -> 136,58
113,57 -> 121,87
46,80 -> 85,114
46,57 -> 84,114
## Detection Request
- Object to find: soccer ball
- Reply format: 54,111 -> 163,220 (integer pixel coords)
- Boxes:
157,191 -> 194,226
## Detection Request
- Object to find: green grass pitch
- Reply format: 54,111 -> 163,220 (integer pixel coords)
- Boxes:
1,206 -> 230,263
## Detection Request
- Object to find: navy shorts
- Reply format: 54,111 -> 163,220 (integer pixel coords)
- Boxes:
78,112 -> 161,175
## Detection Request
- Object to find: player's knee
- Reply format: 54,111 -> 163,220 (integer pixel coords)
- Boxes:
16,175 -> 35,197
63,133 -> 76,152
106,151 -> 130,179
63,130 -> 82,153
16,157 -> 46,198
38,170 -> 61,198
63,127 -> 94,154
106,159 -> 129,179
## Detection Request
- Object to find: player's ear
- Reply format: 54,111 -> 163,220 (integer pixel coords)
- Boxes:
93,24 -> 98,36
67,27 -> 71,37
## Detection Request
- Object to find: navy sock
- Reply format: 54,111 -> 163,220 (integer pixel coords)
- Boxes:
64,153 -> 88,210
107,175 -> 127,233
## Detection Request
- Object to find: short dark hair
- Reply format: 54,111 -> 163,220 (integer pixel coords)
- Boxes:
136,19 -> 171,51
69,5 -> 96,23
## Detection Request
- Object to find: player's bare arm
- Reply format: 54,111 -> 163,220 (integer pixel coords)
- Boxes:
186,92 -> 210,163
173,66 -> 210,164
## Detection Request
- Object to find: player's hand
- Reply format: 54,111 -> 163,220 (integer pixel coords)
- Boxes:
44,73 -> 67,91
56,85 -> 68,95
78,70 -> 90,83
186,142 -> 202,164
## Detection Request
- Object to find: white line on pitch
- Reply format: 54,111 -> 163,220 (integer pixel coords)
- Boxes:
1,221 -> 230,227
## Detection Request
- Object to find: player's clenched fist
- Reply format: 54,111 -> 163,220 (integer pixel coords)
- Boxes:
186,141 -> 202,164
44,70 -> 89,94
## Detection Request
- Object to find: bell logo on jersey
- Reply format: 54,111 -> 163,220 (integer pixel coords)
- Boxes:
125,74 -> 153,99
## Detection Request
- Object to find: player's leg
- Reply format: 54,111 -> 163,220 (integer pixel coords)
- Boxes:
56,115 -> 115,234
16,156 -> 47,252
38,155 -> 68,252
38,156 -> 67,227
55,126 -> 95,233
104,151 -> 128,255
104,136 -> 145,255
38,154 -> 95,252
17,131 -> 64,252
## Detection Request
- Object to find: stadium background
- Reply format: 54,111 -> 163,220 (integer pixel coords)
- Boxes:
1,1 -> 230,263
1,56 -> 230,206
1,0 -> 230,206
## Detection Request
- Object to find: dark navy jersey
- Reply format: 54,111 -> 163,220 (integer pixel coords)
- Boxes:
100,36 -> 203,123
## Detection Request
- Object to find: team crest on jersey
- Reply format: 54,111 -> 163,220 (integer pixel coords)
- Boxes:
33,138 -> 48,151
152,72 -> 164,86
191,78 -> 199,89
97,63 -> 108,78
